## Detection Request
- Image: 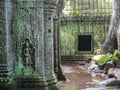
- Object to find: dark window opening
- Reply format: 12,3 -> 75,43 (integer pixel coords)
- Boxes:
48,29 -> 51,33
78,35 -> 92,51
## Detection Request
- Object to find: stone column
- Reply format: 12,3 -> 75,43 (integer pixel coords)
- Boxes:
53,1 -> 66,81
44,1 -> 65,89
55,12 -> 66,81
44,5 -> 57,85
0,1 -> 7,81
5,0 -> 14,75
0,0 -> 14,89
12,1 -> 47,90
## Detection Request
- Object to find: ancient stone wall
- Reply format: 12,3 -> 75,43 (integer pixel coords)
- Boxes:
0,0 -> 64,90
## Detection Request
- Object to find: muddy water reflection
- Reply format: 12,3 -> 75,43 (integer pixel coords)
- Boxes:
60,63 -> 120,90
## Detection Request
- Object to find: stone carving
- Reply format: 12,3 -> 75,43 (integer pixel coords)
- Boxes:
0,0 -> 64,90
22,38 -> 35,69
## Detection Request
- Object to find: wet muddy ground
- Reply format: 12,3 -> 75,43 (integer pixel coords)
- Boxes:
59,63 -> 120,90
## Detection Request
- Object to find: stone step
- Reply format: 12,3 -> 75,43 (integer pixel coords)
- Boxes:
61,55 -> 93,62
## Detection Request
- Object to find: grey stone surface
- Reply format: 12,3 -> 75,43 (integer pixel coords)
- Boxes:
0,0 -> 64,90
0,0 -> 14,78
108,68 -> 120,80
99,78 -> 117,86
44,8 -> 57,85
99,78 -> 120,86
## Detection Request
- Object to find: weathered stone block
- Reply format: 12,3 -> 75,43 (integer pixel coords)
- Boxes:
108,68 -> 120,80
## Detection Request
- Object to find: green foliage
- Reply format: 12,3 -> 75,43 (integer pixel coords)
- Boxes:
98,50 -> 120,65
98,53 -> 112,65
111,50 -> 120,61
70,9 -> 81,15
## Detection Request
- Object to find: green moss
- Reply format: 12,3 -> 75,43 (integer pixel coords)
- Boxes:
48,84 -> 60,90
14,60 -> 44,80
17,0 -> 33,55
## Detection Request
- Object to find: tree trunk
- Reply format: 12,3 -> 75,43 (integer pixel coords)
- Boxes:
100,0 -> 120,54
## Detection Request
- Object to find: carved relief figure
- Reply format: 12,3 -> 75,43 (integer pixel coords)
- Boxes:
22,38 -> 35,69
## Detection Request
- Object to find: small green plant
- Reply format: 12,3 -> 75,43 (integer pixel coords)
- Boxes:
98,53 -> 112,65
111,50 -> 120,61
98,50 -> 120,65
70,9 -> 81,15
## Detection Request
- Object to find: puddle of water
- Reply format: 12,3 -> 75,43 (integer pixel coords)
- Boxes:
91,72 -> 106,83
63,66 -> 76,73
60,63 -> 120,90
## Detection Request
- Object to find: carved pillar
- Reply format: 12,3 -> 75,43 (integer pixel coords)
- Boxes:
44,1 -> 65,87
45,5 -> 56,83
31,0 -> 46,81
44,5 -> 57,85
12,1 -> 47,90
0,0 -> 14,84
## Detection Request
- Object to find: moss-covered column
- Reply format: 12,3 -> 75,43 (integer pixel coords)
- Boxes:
33,1 -> 48,89
12,0 -> 47,90
44,2 -> 60,90
0,0 -> 14,89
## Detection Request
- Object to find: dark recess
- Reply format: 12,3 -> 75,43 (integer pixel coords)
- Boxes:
78,35 -> 92,51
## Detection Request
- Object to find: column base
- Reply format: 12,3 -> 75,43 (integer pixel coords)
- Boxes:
15,77 -> 48,90
0,78 -> 16,90
48,83 -> 60,90
46,75 -> 60,90
17,87 -> 49,90
0,64 -> 16,90
47,78 -> 57,85
57,65 -> 66,81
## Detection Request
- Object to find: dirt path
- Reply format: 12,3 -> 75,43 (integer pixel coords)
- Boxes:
59,63 -> 120,90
